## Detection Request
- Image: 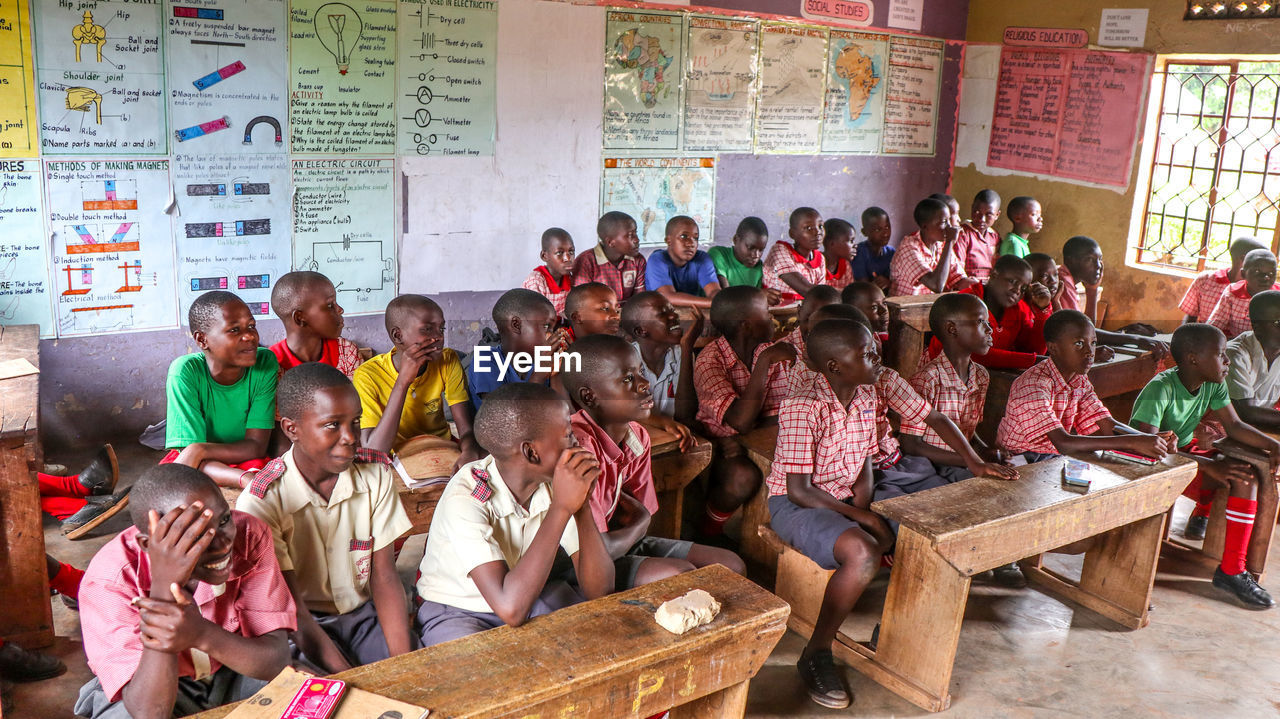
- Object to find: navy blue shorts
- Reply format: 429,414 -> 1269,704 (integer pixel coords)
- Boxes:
768,494 -> 861,570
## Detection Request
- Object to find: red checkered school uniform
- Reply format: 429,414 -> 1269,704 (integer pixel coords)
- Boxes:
765,377 -> 879,499
996,358 -> 1111,455
570,409 -> 657,533
1179,267 -> 1232,322
954,222 -> 1001,282
826,257 -> 855,291
522,266 -> 573,316
693,336 -> 789,437
1057,265 -> 1081,312
903,352 -> 989,450
872,368 -> 932,467
889,231 -> 967,297
79,512 -> 296,702
1207,280 -> 1280,339
925,284 -> 1048,370
571,243 -> 646,301
269,337 -> 362,379
763,241 -> 826,303
778,327 -> 820,393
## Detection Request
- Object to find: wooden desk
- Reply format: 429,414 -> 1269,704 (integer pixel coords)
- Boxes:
645,421 -> 712,540
738,425 -> 779,569
884,293 -> 943,378
765,453 -> 1195,712
397,480 -> 445,537
0,325 -> 53,648
195,565 -> 789,719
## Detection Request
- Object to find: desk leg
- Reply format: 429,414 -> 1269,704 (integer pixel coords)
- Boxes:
652,488 -> 683,540
886,323 -> 925,379
670,679 -> 749,718
0,437 -> 54,648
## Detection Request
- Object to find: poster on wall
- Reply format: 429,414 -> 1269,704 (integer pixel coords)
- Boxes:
35,0 -> 168,155
396,0 -> 498,158
603,9 -> 684,152
601,158 -> 715,247
292,158 -> 396,315
45,159 -> 178,336
754,23 -> 827,154
165,0 -> 289,156
0,0 -> 39,158
172,154 -> 292,323
0,160 -> 55,336
288,0 -> 396,154
881,34 -> 943,155
821,29 -> 887,154
683,15 -> 757,153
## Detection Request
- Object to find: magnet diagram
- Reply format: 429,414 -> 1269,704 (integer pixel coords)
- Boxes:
180,178 -> 276,312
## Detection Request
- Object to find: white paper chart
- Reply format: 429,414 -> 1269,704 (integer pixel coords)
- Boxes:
0,159 -> 55,336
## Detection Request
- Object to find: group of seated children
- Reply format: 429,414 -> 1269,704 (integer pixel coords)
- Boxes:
65,189 -> 1280,717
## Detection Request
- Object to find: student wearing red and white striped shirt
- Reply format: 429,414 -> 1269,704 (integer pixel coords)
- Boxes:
1179,237 -> 1265,324
522,228 -> 576,317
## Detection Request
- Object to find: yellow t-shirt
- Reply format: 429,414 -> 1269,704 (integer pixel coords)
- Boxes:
352,348 -> 469,450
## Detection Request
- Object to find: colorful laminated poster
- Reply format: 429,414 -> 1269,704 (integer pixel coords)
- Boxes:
165,0 -> 289,156
603,10 -> 684,152
289,0 -> 396,154
292,158 -> 397,315
821,29 -> 887,155
0,0 -> 39,158
683,15 -> 758,153
45,159 -> 179,337
0,159 -> 54,336
881,34 -> 943,156
601,158 -> 715,248
396,0 -> 498,158
754,23 -> 827,155
35,0 -> 168,155
172,154 -> 292,323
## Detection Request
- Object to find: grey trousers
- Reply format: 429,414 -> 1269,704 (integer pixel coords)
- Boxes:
74,666 -> 267,718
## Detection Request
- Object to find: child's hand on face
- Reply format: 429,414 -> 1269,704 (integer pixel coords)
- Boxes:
680,307 -> 705,352
547,327 -> 572,355
943,222 -> 959,244
132,583 -> 207,654
757,341 -> 797,369
764,287 -> 783,306
1026,282 -> 1053,310
145,504 -> 215,596
551,447 -> 601,512
398,339 -> 437,380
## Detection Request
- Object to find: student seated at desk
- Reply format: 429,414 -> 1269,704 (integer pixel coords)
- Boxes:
889,197 -> 974,297
842,281 -> 890,346
1180,237 -> 1266,324
466,288 -> 567,411
996,310 -> 1171,463
954,189 -> 1002,282
352,294 -> 480,466
1207,248 -> 1280,340
622,290 -> 702,425
415,383 -> 614,647
694,286 -> 797,538
75,464 -> 295,719
822,218 -> 856,291
764,207 -> 828,303
999,196 -> 1042,259
236,364 -> 414,672
645,215 -> 719,309
710,216 -> 780,304
268,271 -> 361,378
1226,291 -> 1280,433
1130,323 -> 1280,609
564,334 -> 744,588
564,282 -> 622,341
573,211 -> 645,303
778,285 -> 842,371
165,291 -> 278,489
1057,236 -> 1172,350
1025,252 -> 1068,312
764,318 -> 892,709
522,227 -> 575,317
851,206 -> 893,291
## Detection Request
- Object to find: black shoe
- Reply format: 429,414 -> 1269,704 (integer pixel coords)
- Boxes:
797,649 -> 851,709
1212,567 -> 1275,609
1184,514 -> 1209,541
76,444 -> 119,496
0,641 -> 66,682
993,562 -> 1027,589
62,489 -> 130,540
60,594 -> 79,612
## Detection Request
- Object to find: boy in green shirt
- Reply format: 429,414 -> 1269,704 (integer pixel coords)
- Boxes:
165,291 -> 279,489
1131,322 -> 1280,609
710,217 -> 780,304
999,196 -> 1042,258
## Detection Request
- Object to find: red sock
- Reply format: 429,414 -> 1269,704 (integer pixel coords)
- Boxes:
41,495 -> 87,520
1221,496 -> 1257,575
1192,488 -> 1214,518
699,506 -> 732,536
48,562 -> 84,600
37,471 -> 89,498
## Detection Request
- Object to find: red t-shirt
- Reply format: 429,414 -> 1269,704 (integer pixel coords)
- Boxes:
926,283 -> 1048,370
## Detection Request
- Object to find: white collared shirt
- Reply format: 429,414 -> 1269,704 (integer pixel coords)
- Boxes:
632,341 -> 681,417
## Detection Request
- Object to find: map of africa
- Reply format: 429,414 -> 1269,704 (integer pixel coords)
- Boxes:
821,33 -> 888,154
834,44 -> 880,123
602,164 -> 715,246
613,29 -> 673,108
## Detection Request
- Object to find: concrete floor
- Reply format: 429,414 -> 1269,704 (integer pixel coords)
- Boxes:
9,443 -> 1280,718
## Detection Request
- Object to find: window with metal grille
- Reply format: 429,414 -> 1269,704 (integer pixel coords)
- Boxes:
1135,59 -> 1280,272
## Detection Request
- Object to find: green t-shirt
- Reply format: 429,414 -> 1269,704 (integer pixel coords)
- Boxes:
999,233 -> 1030,258
1130,368 -> 1230,447
709,245 -> 763,288
165,348 -> 279,448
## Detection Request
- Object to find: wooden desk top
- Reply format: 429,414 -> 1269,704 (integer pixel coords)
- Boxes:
741,425 -> 779,465
194,565 -> 789,719
646,420 -> 711,458
885,292 -> 945,332
0,324 -> 39,440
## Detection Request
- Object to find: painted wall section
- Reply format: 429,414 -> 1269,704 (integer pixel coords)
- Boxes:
954,0 -> 1279,328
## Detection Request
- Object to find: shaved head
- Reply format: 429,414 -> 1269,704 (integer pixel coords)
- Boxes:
807,318 -> 872,367
559,334 -> 636,400
474,382 -> 568,457
929,292 -> 986,336
129,463 -> 222,530
384,294 -> 440,336
271,271 -> 332,320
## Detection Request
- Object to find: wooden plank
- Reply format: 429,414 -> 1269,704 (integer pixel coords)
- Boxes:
0,325 -> 39,440
645,421 -> 712,540
195,565 -> 788,719
884,293 -> 942,379
397,481 -> 445,537
739,426 -> 779,569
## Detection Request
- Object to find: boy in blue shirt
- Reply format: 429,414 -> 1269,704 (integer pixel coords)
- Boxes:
851,206 -> 894,291
645,216 -> 719,309
466,288 -> 567,411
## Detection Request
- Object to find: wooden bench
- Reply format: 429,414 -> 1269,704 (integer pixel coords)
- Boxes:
760,453 -> 1196,712
738,425 -> 779,569
644,421 -> 712,540
193,564 -> 788,719
0,324 -> 53,648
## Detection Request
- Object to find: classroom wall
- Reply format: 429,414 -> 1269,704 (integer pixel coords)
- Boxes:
952,0 -> 1278,329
